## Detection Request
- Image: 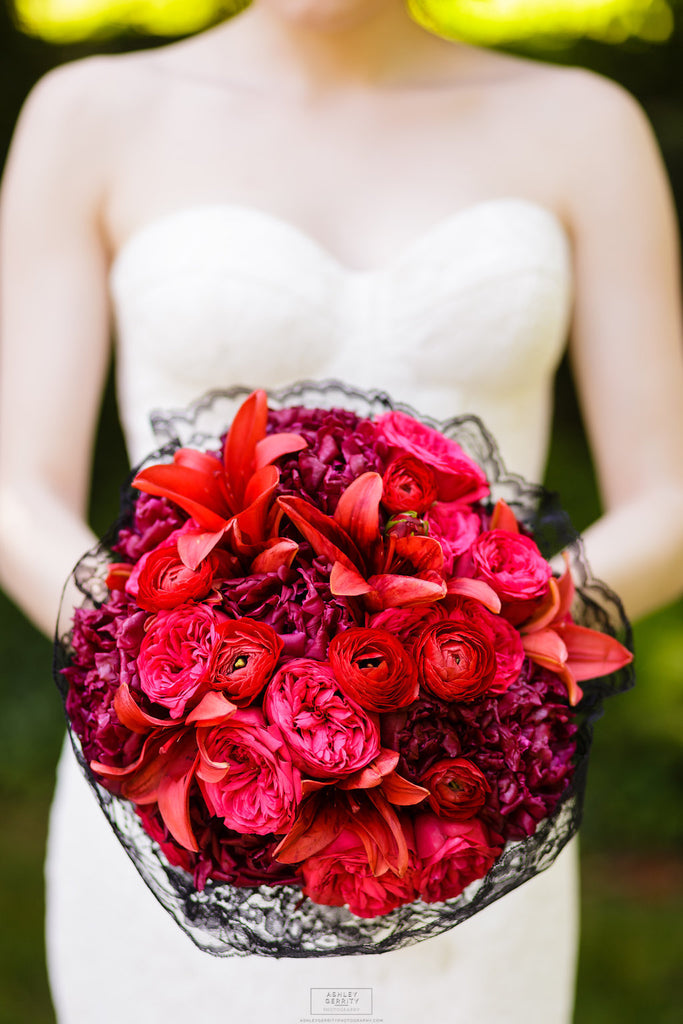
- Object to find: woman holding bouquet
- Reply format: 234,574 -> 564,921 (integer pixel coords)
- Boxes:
1,0 -> 682,1021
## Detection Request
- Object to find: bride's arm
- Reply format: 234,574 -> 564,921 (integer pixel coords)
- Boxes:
0,61 -> 113,637
564,74 -> 683,621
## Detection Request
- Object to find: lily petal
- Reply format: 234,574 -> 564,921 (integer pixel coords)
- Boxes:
520,577 -> 562,633
490,499 -> 520,533
223,389 -> 268,505
338,749 -> 400,791
522,628 -> 569,670
157,749 -> 200,852
274,794 -> 344,863
278,495 -> 363,571
132,463 -> 229,531
113,682 -> 173,734
557,623 -> 634,681
367,572 -> 447,610
254,432 -> 307,469
380,771 -> 430,806
329,561 -> 372,597
251,538 -> 299,574
185,691 -> 238,726
333,472 -> 383,551
447,577 -> 502,613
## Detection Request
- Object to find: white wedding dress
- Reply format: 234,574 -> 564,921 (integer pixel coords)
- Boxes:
47,197 -> 578,1024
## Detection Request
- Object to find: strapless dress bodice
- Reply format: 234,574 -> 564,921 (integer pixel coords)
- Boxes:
110,197 -> 572,478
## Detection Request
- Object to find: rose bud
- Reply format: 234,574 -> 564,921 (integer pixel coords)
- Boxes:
414,620 -> 496,702
382,455 -> 438,515
208,618 -> 283,706
385,511 -> 431,540
328,627 -> 419,712
420,757 -> 490,820
263,658 -> 380,779
137,604 -> 219,718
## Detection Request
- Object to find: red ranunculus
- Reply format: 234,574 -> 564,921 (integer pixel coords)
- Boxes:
301,828 -> 418,918
420,757 -> 490,819
414,619 -> 496,702
414,813 -> 502,903
137,604 -> 224,718
197,709 -> 301,835
375,410 -> 489,504
382,455 -> 438,514
445,597 -> 524,695
208,618 -> 283,706
263,658 -> 380,779
328,627 -> 419,712
470,530 -> 552,609
130,541 -> 228,611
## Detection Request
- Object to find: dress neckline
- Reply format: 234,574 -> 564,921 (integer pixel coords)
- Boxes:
109,196 -> 571,281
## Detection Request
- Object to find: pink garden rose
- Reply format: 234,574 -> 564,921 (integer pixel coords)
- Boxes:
301,828 -> 418,918
426,501 -> 482,573
470,529 -> 552,611
137,603 -> 223,718
414,813 -> 502,903
263,658 -> 380,778
197,708 -> 302,835
375,411 -> 489,504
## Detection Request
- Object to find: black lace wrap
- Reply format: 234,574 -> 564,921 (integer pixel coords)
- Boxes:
53,381 -> 635,957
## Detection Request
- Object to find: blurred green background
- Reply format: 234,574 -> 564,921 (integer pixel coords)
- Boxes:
0,1 -> 682,1022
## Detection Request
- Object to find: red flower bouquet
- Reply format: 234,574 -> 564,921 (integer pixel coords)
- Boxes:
54,382 -> 634,956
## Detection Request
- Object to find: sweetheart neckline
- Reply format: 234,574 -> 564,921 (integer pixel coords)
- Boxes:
109,196 -> 571,281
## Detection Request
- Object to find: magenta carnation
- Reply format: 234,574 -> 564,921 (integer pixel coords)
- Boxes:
219,551 -> 359,660
267,406 -> 389,514
64,593 -> 147,768
113,493 -> 186,562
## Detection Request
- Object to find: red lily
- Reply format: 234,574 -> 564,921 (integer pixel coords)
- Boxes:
91,727 -> 201,852
92,689 -> 238,852
521,557 -> 633,705
132,390 -> 306,569
274,787 -> 413,877
278,472 -> 447,611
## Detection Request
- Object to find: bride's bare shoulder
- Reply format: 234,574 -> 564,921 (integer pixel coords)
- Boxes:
17,48 -> 172,129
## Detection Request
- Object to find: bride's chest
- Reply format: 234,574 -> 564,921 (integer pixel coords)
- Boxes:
110,199 -> 572,398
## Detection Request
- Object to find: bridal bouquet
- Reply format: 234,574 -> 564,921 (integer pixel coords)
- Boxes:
55,382 -> 634,955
